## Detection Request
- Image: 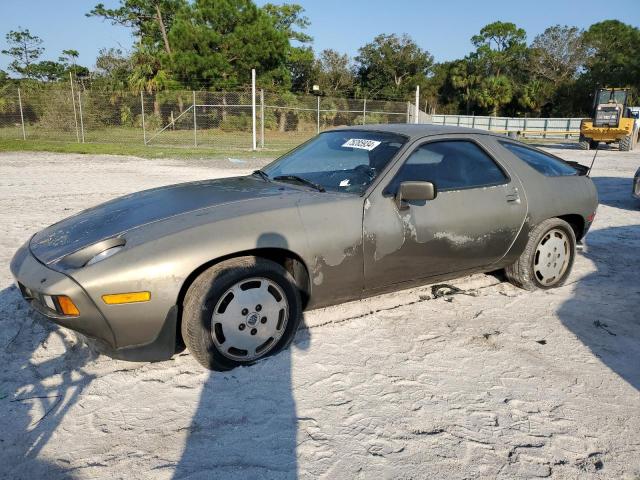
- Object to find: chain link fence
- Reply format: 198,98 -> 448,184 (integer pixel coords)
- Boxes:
0,82 -> 416,152
1,81 -> 587,152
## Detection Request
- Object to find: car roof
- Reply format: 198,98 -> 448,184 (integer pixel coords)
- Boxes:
332,123 -> 501,140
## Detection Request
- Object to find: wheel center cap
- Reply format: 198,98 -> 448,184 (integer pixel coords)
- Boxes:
246,312 -> 259,326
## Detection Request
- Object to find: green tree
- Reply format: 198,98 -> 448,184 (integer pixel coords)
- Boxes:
29,60 -> 67,81
474,75 -> 513,116
262,3 -> 311,44
59,49 -> 80,72
2,28 -> 45,78
582,20 -> 640,95
316,49 -> 354,96
471,21 -> 527,78
450,58 -> 482,114
168,0 -> 289,90
94,48 -> 132,89
87,0 -> 184,54
287,46 -> 316,93
355,34 -> 433,99
262,3 -> 314,93
422,61 -> 461,114
129,46 -> 176,115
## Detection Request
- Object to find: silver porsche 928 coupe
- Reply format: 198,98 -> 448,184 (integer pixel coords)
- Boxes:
11,125 -> 598,370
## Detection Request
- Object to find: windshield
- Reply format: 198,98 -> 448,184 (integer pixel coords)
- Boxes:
262,130 -> 407,194
597,89 -> 627,105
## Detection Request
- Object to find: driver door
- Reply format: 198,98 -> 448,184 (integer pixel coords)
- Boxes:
363,136 -> 527,291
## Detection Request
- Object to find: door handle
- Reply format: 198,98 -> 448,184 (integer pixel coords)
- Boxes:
506,187 -> 520,203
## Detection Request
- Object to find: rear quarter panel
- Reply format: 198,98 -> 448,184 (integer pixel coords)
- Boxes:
482,137 -> 598,265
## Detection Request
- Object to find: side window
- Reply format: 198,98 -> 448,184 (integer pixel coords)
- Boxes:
500,141 -> 577,177
388,140 -> 507,192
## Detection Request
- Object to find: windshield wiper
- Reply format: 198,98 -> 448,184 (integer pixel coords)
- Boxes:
252,169 -> 271,182
273,175 -> 325,192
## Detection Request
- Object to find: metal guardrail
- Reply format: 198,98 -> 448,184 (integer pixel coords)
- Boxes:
431,114 -> 583,139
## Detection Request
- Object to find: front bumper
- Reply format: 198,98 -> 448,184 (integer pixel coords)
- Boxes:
10,241 -> 178,362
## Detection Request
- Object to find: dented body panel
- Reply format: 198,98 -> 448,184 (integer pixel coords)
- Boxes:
10,124 -> 598,362
362,134 -> 527,290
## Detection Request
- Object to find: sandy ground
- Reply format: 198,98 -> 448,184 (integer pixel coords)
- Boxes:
0,146 -> 639,480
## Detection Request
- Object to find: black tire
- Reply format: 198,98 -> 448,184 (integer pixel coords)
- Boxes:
181,256 -> 302,371
620,134 -> 632,151
505,218 -> 576,291
578,135 -> 590,150
589,139 -> 599,150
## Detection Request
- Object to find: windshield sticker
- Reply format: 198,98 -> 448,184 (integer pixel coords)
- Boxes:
339,179 -> 350,187
342,138 -> 381,151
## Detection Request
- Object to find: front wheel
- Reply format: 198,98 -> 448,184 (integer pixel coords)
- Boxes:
506,218 -> 576,291
181,257 -> 302,370
620,134 -> 632,151
578,135 -> 590,150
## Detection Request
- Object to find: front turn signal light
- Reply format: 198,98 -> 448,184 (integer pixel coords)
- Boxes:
102,291 -> 151,305
56,296 -> 80,316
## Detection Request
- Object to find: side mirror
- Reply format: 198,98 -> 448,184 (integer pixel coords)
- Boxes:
395,181 -> 437,210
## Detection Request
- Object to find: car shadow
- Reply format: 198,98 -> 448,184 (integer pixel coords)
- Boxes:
0,285 -> 96,479
558,224 -> 640,391
172,233 -> 310,479
591,176 -> 639,211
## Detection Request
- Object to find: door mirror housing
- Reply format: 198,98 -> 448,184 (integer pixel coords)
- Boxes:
395,181 -> 437,210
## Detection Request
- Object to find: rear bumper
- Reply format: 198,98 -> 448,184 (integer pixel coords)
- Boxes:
10,241 -> 178,362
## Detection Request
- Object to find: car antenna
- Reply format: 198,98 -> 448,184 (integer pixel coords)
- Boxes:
586,143 -> 599,177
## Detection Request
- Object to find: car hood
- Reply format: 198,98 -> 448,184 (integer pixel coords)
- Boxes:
30,176 -> 293,265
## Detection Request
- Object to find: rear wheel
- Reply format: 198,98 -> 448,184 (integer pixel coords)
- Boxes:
578,135 -> 590,150
589,139 -> 599,150
620,134 -> 632,151
181,256 -> 302,370
506,218 -> 576,291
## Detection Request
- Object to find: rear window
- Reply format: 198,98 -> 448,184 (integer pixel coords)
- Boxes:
500,142 -> 577,177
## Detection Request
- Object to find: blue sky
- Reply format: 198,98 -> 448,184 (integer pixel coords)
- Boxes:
1,0 -> 639,72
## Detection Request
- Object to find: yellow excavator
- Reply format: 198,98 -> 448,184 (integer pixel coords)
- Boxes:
579,87 -> 640,151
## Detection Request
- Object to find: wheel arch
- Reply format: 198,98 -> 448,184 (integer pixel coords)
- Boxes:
174,248 -> 311,351
556,214 -> 585,242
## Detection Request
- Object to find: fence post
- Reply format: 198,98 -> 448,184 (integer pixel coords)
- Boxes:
77,90 -> 85,143
192,91 -> 197,147
260,89 -> 265,149
362,98 -> 367,125
471,114 -> 475,129
17,88 -> 26,140
251,69 -> 256,151
317,96 -> 320,134
414,85 -> 419,124
523,114 -> 528,138
406,102 -> 410,123
543,118 -> 548,139
505,117 -> 509,134
488,115 -> 493,131
69,72 -> 80,143
140,91 -> 147,145
565,118 -> 571,139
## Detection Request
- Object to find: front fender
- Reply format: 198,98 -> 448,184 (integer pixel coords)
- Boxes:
69,199 -> 309,348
